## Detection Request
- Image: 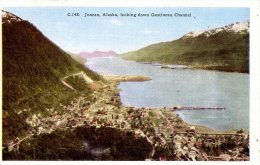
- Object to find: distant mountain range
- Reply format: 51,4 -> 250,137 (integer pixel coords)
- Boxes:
122,21 -> 249,73
79,50 -> 118,58
2,10 -> 101,142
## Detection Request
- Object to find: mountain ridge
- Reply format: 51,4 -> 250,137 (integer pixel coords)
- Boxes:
79,50 -> 118,58
2,10 -> 102,142
122,20 -> 249,73
183,20 -> 249,38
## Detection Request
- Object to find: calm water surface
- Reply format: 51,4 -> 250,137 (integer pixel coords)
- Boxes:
86,57 -> 249,131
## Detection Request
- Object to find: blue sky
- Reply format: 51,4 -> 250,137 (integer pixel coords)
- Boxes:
5,7 -> 249,53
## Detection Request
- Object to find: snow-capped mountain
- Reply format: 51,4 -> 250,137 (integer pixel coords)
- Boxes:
183,20 -> 249,38
123,20 -> 249,73
2,10 -> 22,24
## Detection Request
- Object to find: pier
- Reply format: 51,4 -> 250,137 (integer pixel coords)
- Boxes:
173,106 -> 225,111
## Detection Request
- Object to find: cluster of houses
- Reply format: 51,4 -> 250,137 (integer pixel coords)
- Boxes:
24,82 -> 132,137
124,106 -> 188,147
7,80 -> 249,161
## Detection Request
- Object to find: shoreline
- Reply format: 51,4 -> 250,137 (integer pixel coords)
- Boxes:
105,76 -> 249,161
4,74 -> 249,160
103,74 -> 152,82
104,75 -> 247,133
134,60 -> 249,74
105,74 -> 247,133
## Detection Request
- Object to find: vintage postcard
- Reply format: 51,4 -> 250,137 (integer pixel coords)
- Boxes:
1,0 -> 260,163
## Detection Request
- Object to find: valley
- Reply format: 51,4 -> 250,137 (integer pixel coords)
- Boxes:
2,9 -> 250,161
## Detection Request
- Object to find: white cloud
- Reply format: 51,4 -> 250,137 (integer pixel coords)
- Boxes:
110,19 -> 122,26
144,28 -> 152,34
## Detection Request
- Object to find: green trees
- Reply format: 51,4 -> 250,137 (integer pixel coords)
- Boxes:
3,15 -> 102,142
122,30 -> 249,73
3,127 -> 153,160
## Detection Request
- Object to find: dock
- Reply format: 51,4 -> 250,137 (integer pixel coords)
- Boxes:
174,131 -> 247,136
173,106 -> 225,111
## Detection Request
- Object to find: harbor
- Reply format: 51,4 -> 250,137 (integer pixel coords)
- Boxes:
87,57 -> 248,131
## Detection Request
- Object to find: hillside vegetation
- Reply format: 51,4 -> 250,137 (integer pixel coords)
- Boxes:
2,11 -> 102,141
3,127 -> 152,160
122,22 -> 249,73
67,52 -> 87,65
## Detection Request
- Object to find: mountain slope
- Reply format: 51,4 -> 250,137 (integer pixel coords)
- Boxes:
122,21 -> 249,73
67,52 -> 87,65
2,11 -> 102,141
